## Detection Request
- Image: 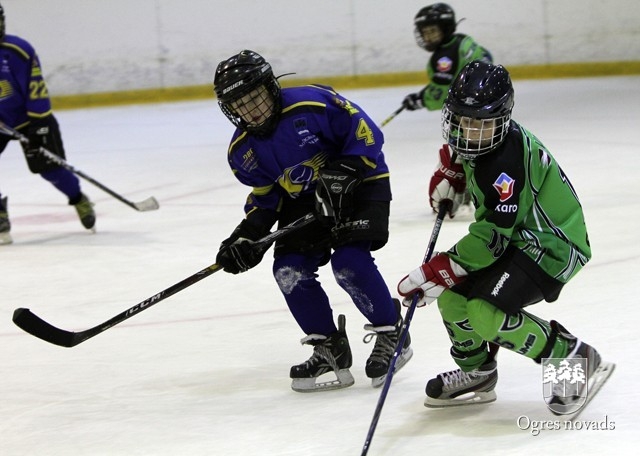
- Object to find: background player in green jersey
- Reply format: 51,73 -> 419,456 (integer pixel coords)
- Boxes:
401,3 -> 492,113
397,61 -> 612,412
402,3 -> 492,219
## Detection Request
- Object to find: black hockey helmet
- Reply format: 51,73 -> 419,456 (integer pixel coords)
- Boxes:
441,61 -> 514,159
414,3 -> 456,51
0,3 -> 5,41
213,50 -> 282,136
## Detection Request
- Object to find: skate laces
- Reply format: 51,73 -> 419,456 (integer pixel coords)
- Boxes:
363,324 -> 397,362
440,369 -> 474,389
440,366 -> 492,389
299,335 -> 340,372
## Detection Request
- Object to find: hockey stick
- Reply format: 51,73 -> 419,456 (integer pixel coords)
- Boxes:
0,121 -> 159,212
12,212 -> 317,347
361,202 -> 449,456
379,106 -> 405,128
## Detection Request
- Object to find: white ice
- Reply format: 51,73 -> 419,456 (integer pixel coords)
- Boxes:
1,76 -> 638,455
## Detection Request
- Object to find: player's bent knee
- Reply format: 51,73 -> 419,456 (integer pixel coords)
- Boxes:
467,298 -> 505,341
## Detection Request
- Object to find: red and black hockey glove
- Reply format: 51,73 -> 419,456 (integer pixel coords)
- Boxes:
397,253 -> 468,307
429,144 -> 467,218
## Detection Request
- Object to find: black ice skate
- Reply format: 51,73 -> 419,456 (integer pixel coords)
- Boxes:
424,359 -> 498,408
290,314 -> 354,392
72,193 -> 96,230
545,320 -> 615,418
0,196 -> 12,245
363,299 -> 413,388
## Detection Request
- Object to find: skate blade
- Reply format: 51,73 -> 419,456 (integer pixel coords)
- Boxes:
553,361 -> 616,420
291,368 -> 355,393
0,232 -> 13,245
371,346 -> 414,388
424,390 -> 497,408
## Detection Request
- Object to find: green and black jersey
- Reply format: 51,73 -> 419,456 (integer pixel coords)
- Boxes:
422,34 -> 492,111
447,121 -> 591,283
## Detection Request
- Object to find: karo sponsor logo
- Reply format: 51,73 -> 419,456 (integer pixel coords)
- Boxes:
495,204 -> 518,213
493,172 -> 515,202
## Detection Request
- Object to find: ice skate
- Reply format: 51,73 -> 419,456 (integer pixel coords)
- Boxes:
545,321 -> 615,418
290,314 -> 354,392
363,299 -> 413,388
0,196 -> 13,245
424,359 -> 498,408
72,193 -> 96,231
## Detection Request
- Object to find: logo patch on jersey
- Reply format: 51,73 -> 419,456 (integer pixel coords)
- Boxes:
333,97 -> 359,115
436,57 -> 453,73
493,172 -> 515,202
0,80 -> 13,99
293,117 -> 319,147
240,148 -> 258,172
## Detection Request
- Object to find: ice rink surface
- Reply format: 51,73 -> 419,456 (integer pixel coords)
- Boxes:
1,76 -> 638,455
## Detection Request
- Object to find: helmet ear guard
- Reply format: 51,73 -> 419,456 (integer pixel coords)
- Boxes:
442,61 -> 514,160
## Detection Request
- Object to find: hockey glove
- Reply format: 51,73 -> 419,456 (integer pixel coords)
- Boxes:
401,91 -> 424,111
397,253 -> 467,307
429,144 -> 467,218
216,219 -> 269,274
315,159 -> 362,224
22,115 -> 66,173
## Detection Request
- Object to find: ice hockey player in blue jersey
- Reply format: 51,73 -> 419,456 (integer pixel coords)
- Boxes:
0,3 -> 95,245
213,49 -> 412,392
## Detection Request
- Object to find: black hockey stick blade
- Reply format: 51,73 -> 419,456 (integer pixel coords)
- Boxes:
11,213 -> 317,347
13,308 -> 78,347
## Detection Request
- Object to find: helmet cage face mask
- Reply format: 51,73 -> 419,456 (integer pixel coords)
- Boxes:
442,107 -> 511,160
222,85 -> 276,134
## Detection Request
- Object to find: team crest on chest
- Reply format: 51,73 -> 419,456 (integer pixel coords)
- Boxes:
436,57 -> 453,73
493,172 -> 515,202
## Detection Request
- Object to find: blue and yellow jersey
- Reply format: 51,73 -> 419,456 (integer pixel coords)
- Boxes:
0,34 -> 53,129
226,84 -> 391,218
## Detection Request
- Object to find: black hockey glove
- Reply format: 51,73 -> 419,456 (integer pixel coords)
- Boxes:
401,91 -> 424,111
314,159 -> 363,224
216,219 -> 269,274
24,116 -> 60,157
22,115 -> 65,173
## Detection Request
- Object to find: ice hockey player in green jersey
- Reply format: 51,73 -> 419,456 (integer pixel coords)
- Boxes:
402,3 -> 492,220
401,3 -> 493,112
397,61 -> 614,414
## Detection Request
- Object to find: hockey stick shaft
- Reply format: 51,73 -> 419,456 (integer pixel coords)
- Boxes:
379,106 -> 405,128
0,121 -> 159,212
361,203 -> 448,456
12,212 -> 317,347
